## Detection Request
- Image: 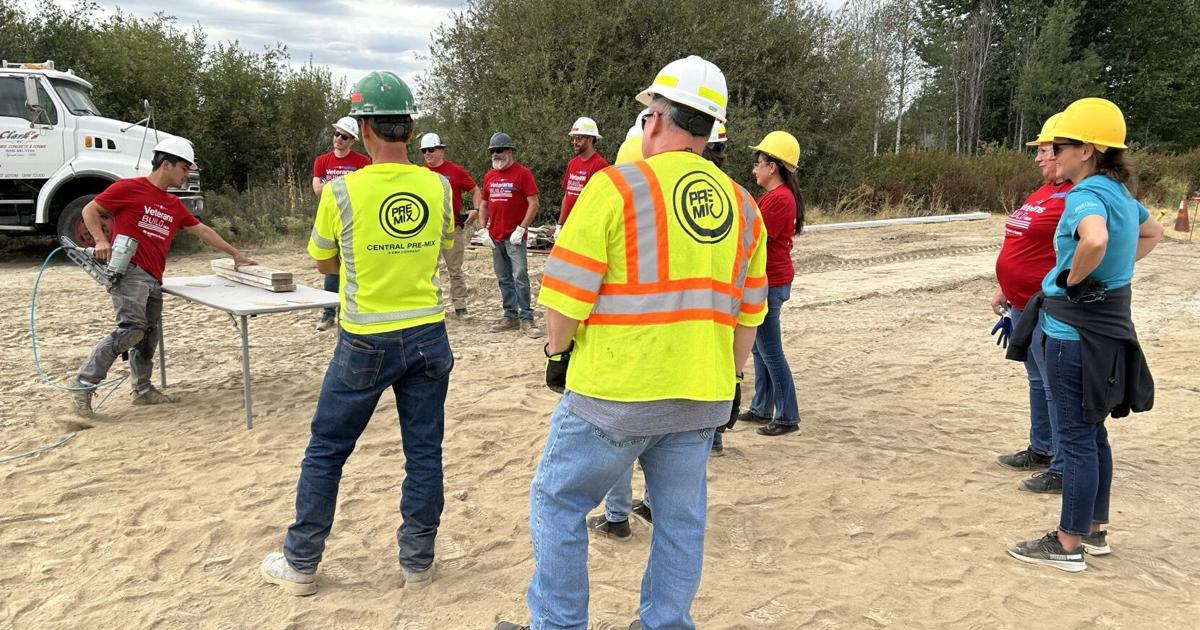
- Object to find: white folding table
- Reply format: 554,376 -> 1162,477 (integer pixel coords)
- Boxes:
157,275 -> 339,429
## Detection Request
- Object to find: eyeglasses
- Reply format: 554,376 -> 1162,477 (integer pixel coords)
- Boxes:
333,132 -> 354,141
640,110 -> 663,130
751,161 -> 772,170
421,148 -> 439,154
1051,140 -> 1084,155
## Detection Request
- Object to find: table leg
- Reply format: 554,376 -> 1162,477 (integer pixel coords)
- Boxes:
240,315 -> 253,430
157,316 -> 167,389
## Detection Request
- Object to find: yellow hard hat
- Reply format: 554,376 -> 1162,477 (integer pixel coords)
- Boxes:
749,131 -> 800,172
1050,98 -> 1127,150
615,135 -> 643,164
1025,113 -> 1062,146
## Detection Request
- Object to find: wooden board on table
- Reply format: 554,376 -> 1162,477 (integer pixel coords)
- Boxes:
211,259 -> 293,282
212,268 -> 296,292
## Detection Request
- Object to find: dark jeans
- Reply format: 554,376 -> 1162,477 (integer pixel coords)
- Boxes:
1045,336 -> 1111,536
284,322 -> 453,572
1011,307 -> 1062,473
322,273 -> 339,318
749,285 -> 800,425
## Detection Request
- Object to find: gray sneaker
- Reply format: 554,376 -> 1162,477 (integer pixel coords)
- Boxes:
520,320 -> 544,338
491,318 -> 519,332
1081,530 -> 1111,555
402,563 -> 435,590
1008,531 -> 1086,572
70,378 -> 95,417
260,551 -> 317,596
316,313 -> 336,331
1019,471 -> 1063,494
132,385 -> 177,405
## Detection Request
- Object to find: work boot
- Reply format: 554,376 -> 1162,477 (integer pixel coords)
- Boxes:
738,410 -> 771,424
1019,470 -> 1063,494
132,385 -> 177,405
402,564 -> 435,590
631,499 -> 653,525
454,307 -> 468,318
520,320 -> 544,339
70,378 -> 95,417
491,318 -> 519,332
260,551 -> 317,596
316,312 -> 336,331
1008,531 -> 1085,573
1081,530 -> 1111,555
587,514 -> 632,540
997,447 -> 1052,471
757,422 -> 799,436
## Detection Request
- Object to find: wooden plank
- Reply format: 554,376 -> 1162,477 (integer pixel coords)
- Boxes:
211,258 -> 293,281
213,269 -> 296,292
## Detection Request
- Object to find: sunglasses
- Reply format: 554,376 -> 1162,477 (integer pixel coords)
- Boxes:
333,132 -> 354,141
1051,140 -> 1084,155
421,148 -> 439,154
489,148 -> 510,155
640,110 -> 662,130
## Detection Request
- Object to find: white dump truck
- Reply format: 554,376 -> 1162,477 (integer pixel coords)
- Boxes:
0,60 -> 203,245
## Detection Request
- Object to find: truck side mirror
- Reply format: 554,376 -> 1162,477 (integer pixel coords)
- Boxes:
23,76 -> 41,112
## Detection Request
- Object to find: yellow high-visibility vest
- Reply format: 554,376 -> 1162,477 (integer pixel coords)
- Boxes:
539,151 -> 767,402
308,163 -> 454,334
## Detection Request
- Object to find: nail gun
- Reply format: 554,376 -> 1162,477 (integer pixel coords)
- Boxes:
60,234 -> 138,290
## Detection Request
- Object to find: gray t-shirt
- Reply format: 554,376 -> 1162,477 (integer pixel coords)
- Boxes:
564,390 -> 729,438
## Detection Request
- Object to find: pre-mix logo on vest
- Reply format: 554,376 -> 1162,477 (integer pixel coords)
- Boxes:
674,171 -> 733,243
378,192 -> 429,239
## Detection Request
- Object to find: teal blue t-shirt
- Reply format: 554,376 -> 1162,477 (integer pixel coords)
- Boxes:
1040,174 -> 1149,340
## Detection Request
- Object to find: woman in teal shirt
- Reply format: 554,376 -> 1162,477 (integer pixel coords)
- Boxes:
1008,97 -> 1162,573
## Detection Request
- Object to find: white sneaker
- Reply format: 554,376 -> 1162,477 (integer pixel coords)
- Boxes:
402,563 -> 435,590
260,551 -> 317,596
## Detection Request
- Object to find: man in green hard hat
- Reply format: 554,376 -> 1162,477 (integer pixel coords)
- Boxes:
261,71 -> 456,596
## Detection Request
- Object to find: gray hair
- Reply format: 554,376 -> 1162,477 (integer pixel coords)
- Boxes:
650,94 -> 716,138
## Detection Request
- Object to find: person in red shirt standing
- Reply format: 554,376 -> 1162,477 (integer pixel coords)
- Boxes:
993,113 -> 1073,494
479,132 -> 543,338
311,116 -> 371,330
72,138 -> 257,417
421,132 -> 482,317
557,117 -> 608,234
740,131 -> 805,437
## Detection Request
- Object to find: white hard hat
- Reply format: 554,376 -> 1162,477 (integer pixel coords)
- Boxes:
636,55 -> 728,123
420,132 -> 445,150
332,116 -> 359,139
708,122 -> 727,143
569,116 -> 601,138
626,109 -> 651,140
153,137 -> 195,165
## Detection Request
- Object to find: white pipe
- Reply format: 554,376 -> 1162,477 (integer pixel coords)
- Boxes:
804,212 -> 991,232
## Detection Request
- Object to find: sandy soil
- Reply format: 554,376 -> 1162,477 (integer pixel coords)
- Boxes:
3,216 -> 1199,629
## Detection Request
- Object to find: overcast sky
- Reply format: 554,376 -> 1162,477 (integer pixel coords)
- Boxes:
20,0 -> 846,87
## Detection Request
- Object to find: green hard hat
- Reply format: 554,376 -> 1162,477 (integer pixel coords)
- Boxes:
349,71 -> 417,117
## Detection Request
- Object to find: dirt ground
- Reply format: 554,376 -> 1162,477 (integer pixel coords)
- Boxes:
2,216 -> 1199,629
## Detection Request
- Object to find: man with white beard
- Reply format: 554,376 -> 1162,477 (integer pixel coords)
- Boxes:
479,132 -> 543,338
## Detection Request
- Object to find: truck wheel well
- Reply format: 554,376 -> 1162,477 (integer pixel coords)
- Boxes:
48,176 -> 115,224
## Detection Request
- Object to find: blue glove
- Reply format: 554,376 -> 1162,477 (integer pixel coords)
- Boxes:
990,308 -> 1012,348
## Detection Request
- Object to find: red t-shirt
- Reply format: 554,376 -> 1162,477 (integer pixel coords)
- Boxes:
995,180 -> 1072,310
94,177 -> 200,281
424,159 -> 478,227
312,150 -> 370,183
559,152 -> 609,225
483,162 -> 539,241
757,185 -> 797,287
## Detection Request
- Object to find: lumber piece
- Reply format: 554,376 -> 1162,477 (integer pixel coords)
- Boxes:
211,259 -> 293,281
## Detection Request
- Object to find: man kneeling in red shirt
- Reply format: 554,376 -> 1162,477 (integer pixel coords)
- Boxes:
72,137 -> 257,417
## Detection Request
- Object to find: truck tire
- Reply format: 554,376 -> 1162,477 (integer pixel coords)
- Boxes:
56,195 -> 111,247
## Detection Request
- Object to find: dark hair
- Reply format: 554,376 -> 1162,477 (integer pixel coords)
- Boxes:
650,94 -> 716,138
150,151 -> 187,170
754,150 -> 806,234
1089,147 -> 1135,193
366,115 -> 414,143
702,142 -> 727,168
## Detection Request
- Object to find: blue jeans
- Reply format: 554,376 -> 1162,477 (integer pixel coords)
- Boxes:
749,285 -> 800,425
283,322 -> 453,573
1044,336 -> 1111,536
602,466 -> 653,522
528,403 -> 713,630
322,273 -> 339,318
1011,307 -> 1062,474
492,239 -> 533,322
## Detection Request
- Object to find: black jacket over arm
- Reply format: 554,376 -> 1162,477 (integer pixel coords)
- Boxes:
1006,286 -> 1153,424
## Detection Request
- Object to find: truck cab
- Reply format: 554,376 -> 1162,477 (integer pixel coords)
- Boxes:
0,60 -> 203,245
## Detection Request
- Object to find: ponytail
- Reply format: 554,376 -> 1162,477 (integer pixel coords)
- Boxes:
1092,148 -> 1135,195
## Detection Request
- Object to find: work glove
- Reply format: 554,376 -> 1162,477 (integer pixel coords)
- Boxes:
474,228 -> 494,249
718,373 -> 743,433
1055,269 -> 1107,304
990,308 -> 1012,348
510,225 -> 527,245
544,341 -> 573,394
554,223 -> 563,240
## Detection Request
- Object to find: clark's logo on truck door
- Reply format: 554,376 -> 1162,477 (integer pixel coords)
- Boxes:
674,170 -> 733,243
